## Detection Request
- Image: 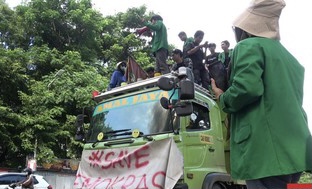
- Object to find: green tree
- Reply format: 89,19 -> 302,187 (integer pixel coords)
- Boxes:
11,0 -> 103,61
0,47 -> 30,165
0,0 -> 176,166
18,49 -> 107,163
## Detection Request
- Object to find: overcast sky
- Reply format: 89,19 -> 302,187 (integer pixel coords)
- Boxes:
93,0 -> 312,133
8,0 -> 312,132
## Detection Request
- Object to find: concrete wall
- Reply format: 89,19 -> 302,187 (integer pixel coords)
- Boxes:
36,171 -> 76,189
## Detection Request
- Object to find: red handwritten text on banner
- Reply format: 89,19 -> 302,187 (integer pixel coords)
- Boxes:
74,138 -> 183,189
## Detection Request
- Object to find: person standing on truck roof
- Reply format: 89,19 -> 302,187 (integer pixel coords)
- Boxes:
218,40 -> 233,69
204,43 -> 219,67
108,61 -> 127,90
205,43 -> 228,92
211,0 -> 312,188
136,15 -> 170,76
178,31 -> 194,58
184,30 -> 210,90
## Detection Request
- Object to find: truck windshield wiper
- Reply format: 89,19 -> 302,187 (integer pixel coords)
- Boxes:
105,129 -> 131,134
92,129 -> 131,147
92,129 -> 147,147
110,131 -> 144,137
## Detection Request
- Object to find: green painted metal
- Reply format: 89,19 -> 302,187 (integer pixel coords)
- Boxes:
81,76 -> 245,189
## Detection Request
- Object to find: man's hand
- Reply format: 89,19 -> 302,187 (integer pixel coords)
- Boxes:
199,41 -> 208,48
211,78 -> 224,100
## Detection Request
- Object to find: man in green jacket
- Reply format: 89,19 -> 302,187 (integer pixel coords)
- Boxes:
139,15 -> 170,76
218,40 -> 233,69
178,31 -> 194,58
211,0 -> 312,188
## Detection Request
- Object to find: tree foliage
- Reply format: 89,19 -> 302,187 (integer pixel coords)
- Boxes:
0,0 -> 172,166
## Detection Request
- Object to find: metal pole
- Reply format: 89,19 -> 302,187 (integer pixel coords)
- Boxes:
34,137 -> 37,159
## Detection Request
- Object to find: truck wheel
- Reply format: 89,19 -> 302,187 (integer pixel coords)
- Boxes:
212,182 -> 224,189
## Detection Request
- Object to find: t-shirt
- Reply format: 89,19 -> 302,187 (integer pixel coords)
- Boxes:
182,37 -> 194,58
205,52 -> 220,65
184,42 -> 205,70
171,58 -> 193,71
183,37 -> 194,48
218,49 -> 233,68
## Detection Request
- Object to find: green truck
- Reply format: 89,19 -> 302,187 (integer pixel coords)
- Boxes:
73,68 -> 246,189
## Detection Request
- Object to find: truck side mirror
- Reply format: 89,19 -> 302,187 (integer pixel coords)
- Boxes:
159,97 -> 192,116
175,101 -> 193,116
160,97 -> 170,109
157,77 -> 174,91
179,79 -> 194,100
75,114 -> 85,142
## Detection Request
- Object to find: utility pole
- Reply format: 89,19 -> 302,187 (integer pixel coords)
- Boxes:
34,137 -> 37,159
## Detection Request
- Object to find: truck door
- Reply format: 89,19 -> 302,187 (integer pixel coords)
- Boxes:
180,101 -> 225,186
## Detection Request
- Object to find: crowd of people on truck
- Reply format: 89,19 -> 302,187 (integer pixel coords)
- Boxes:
108,0 -> 312,188
109,14 -> 233,91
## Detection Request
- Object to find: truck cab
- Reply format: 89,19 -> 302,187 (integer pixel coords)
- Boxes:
74,69 -> 246,189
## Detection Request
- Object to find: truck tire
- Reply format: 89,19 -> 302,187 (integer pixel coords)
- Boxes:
212,182 -> 226,189
202,173 -> 230,189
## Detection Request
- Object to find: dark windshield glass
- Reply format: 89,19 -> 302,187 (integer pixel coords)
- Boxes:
87,90 -> 178,141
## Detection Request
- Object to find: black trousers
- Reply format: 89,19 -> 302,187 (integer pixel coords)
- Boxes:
193,68 -> 210,90
155,48 -> 170,74
245,172 -> 302,189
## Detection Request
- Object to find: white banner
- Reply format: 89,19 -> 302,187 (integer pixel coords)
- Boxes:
74,137 -> 183,189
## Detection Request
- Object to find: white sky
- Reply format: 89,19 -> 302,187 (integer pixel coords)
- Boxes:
8,0 -> 312,132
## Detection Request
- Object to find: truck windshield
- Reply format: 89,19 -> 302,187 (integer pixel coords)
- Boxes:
87,90 -> 178,142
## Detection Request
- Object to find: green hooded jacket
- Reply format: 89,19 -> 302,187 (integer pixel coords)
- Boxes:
144,20 -> 168,53
218,49 -> 233,66
219,37 -> 312,180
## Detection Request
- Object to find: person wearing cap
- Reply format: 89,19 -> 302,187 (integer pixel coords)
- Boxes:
137,15 -> 170,76
211,0 -> 312,188
108,61 -> 127,90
